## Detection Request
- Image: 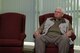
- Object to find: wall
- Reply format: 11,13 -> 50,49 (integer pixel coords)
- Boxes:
0,0 -> 2,13
1,0 -> 35,42
39,0 -> 66,15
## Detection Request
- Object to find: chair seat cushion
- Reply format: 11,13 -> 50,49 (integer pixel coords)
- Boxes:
0,39 -> 22,47
46,44 -> 73,48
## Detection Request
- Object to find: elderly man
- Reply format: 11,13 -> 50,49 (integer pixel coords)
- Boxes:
34,8 -> 73,53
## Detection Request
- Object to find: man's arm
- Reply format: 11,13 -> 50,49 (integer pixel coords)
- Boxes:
66,23 -> 74,37
34,23 -> 44,38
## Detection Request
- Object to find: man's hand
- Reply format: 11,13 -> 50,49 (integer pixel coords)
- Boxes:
66,30 -> 73,37
34,31 -> 41,38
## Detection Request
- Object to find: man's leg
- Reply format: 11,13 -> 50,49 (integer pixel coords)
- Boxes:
58,35 -> 70,53
35,36 -> 45,53
35,35 -> 60,53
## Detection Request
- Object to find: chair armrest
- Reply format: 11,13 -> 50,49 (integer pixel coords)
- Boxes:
19,33 -> 26,40
69,33 -> 76,41
33,34 -> 35,38
33,32 -> 76,41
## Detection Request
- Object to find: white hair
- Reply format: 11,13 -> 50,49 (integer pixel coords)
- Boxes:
55,7 -> 65,13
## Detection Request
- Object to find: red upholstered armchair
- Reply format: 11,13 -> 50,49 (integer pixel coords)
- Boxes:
0,12 -> 26,53
37,13 -> 76,53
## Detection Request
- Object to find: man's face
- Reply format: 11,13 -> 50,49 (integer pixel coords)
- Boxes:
54,9 -> 63,19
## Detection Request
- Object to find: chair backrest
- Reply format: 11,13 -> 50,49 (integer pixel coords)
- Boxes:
0,12 -> 26,39
39,13 -> 72,26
